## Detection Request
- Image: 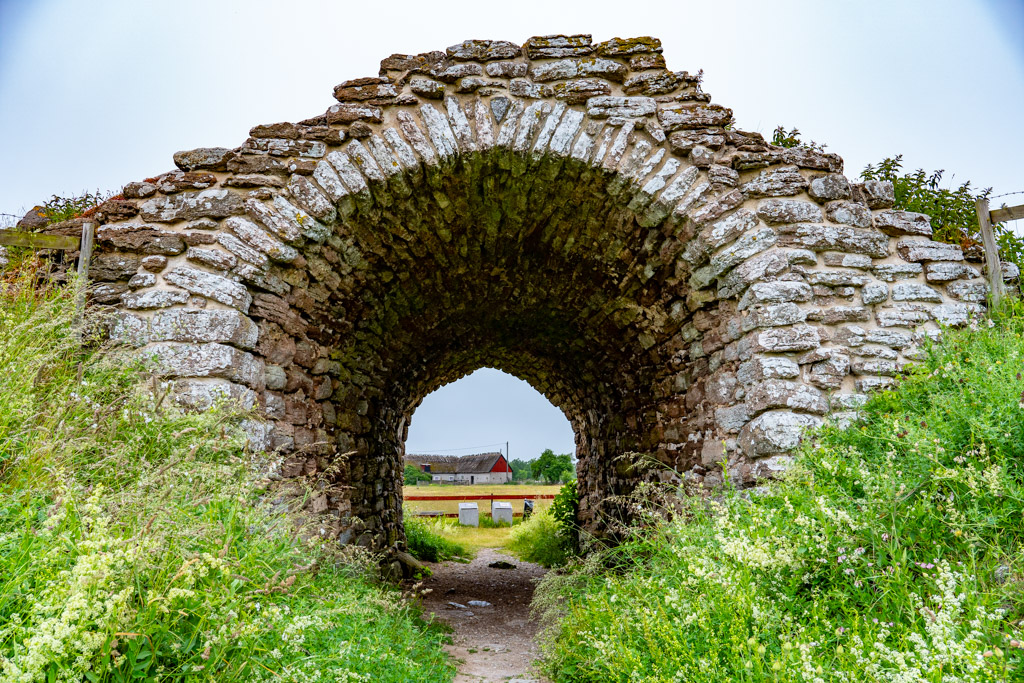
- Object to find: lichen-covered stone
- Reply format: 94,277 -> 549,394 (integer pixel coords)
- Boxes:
741,166 -> 807,198
896,239 -> 964,263
738,410 -> 823,456
756,199 -> 822,225
446,39 -> 519,61
164,266 -> 253,312
173,147 -> 231,172
146,342 -> 263,388
874,210 -> 933,237
140,189 -> 244,223
808,174 -> 851,201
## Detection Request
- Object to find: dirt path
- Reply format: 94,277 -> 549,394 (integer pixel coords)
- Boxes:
420,548 -> 550,683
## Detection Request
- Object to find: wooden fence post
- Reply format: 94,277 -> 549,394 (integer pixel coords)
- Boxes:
72,222 -> 95,335
975,198 -> 1006,309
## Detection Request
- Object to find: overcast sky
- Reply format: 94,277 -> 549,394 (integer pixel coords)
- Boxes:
1,0 -> 1021,460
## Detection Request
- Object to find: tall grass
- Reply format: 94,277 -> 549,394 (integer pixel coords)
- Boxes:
0,272 -> 454,682
536,302 -> 1024,682
404,514 -> 469,563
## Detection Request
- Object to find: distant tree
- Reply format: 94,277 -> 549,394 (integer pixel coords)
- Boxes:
404,464 -> 431,485
531,449 -> 575,484
509,458 -> 533,482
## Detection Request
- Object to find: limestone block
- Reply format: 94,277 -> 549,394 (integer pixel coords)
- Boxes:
657,103 -> 732,131
892,282 -> 943,302
147,309 -> 259,349
484,61 -> 527,78
824,201 -> 872,228
553,78 -> 611,103
896,239 -> 964,263
874,210 -> 933,237
140,189 -> 244,223
90,253 -> 142,281
145,342 -> 264,388
925,262 -> 980,282
446,39 -> 520,61
756,199 -> 823,225
861,282 -> 889,304
224,216 -> 299,263
741,166 -> 807,198
851,358 -> 898,376
808,353 -> 851,390
173,378 -> 257,410
931,302 -> 983,326
623,71 -> 686,96
333,77 -> 397,102
714,404 -> 752,433
947,280 -> 989,302
1003,262 -> 1021,282
776,223 -> 889,257
164,266 -> 253,312
858,180 -> 895,208
717,251 -> 790,299
808,174 -> 851,202
410,78 -> 445,99
738,410 -> 823,457
872,262 -> 923,282
173,147 -> 231,172
737,281 -> 813,310
743,303 -> 807,330
822,252 -> 871,269
737,357 -> 800,385
97,224 -> 186,256
529,58 -> 625,82
121,289 -> 189,310
806,270 -> 871,287
876,308 -> 931,327
586,96 -> 656,119
669,130 -> 725,153
751,323 -> 821,353
806,306 -> 870,324
746,380 -> 828,415
524,34 -> 593,59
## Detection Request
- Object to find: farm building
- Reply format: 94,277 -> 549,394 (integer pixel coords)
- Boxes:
405,452 -> 513,485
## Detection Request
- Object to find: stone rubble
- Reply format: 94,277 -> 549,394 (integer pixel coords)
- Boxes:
51,35 -> 1011,556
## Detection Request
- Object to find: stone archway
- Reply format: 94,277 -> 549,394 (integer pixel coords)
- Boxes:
72,34 -> 988,553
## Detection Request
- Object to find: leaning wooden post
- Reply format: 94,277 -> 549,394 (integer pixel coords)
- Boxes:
72,222 -> 95,336
975,197 -> 1005,309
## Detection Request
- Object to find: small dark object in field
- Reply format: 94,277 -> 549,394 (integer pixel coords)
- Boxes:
489,560 -> 516,569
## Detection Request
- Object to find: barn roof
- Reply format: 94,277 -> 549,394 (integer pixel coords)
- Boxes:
405,452 -> 503,474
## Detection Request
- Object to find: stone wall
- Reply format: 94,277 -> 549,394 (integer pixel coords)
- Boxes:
42,35 -> 1015,557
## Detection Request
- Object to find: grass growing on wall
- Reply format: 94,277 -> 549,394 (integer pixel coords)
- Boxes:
0,272 -> 454,683
535,302 -> 1024,682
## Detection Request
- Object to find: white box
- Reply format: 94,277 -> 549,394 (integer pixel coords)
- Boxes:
491,501 -> 513,525
458,502 -> 479,527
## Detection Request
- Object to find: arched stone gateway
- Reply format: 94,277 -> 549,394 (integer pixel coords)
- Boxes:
71,34 -> 993,554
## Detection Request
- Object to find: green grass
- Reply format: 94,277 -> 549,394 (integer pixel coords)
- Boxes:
508,509 -> 570,568
535,302 -> 1024,682
405,514 -> 470,563
0,272 -> 454,682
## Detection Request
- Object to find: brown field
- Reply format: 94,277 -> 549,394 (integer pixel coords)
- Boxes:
402,483 -> 562,516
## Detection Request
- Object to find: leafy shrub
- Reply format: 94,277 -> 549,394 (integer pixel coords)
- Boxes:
535,301 -> 1024,681
508,509 -> 570,568
405,514 -> 468,563
40,190 -> 113,225
550,479 -> 579,549
862,156 -> 1024,268
0,272 -> 455,682
404,463 -> 431,485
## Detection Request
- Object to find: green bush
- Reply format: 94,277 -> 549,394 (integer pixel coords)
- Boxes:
508,509 -> 570,568
535,302 -> 1024,681
0,272 -> 455,682
404,463 -> 431,485
404,514 -> 468,563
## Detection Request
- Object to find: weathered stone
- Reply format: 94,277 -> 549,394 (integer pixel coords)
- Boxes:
741,166 -> 807,197
743,302 -> 806,329
751,323 -> 821,353
738,410 -> 823,457
224,216 -> 299,263
806,306 -> 870,324
756,199 -> 822,225
623,71 -> 685,95
594,36 -> 662,56
824,201 -> 873,228
333,77 -> 397,102
807,352 -> 851,390
858,180 -> 895,209
173,378 -> 257,411
931,302 -> 983,326
140,189 -> 244,223
822,252 -> 871,268
669,129 -> 725,153
410,78 -> 446,99
129,273 -> 156,289
896,239 -> 964,263
737,281 -> 813,310
523,34 -> 593,59
97,225 -> 186,256
586,96 -> 656,118
120,289 -> 189,310
530,58 -> 626,83
861,282 -> 889,304
164,266 -> 253,312
776,223 -> 889,257
876,308 -> 931,327
947,280 -> 989,302
874,210 -> 933,237
552,79 -> 611,103
122,182 -> 158,199
925,262 -> 980,282
144,309 -> 259,349
173,147 -> 231,172
90,253 -> 142,281
715,404 -> 752,434
892,282 -> 943,302
806,270 -> 871,287
484,61 -> 527,78
737,357 -> 800,385
808,174 -> 851,202
447,39 -> 519,61
747,380 -> 828,415
657,103 -> 732,131
147,342 -> 263,388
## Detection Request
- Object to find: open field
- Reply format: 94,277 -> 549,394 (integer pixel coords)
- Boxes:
402,483 -> 561,515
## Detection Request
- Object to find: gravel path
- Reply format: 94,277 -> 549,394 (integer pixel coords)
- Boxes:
420,548 -> 550,683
